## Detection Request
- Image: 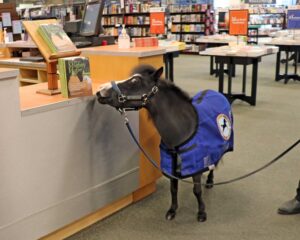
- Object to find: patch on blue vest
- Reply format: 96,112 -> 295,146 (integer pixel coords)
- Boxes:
160,90 -> 234,178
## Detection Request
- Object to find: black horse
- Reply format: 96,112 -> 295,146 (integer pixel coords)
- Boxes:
96,65 -> 234,222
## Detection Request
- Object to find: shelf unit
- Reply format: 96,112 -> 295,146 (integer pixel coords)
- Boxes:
102,3 -> 153,38
248,13 -> 285,35
169,4 -> 214,54
0,42 -> 47,86
216,7 -> 286,44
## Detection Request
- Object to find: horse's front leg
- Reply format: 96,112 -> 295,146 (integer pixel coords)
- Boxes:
205,170 -> 214,189
165,178 -> 178,220
193,173 -> 207,222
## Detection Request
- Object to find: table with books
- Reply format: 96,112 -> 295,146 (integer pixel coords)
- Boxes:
196,34 -> 238,76
265,38 -> 300,84
200,45 -> 278,106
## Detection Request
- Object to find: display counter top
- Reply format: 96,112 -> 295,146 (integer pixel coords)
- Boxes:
81,45 -> 166,57
265,38 -> 300,46
0,58 -> 47,69
0,68 -> 19,80
19,82 -> 99,115
200,45 -> 278,57
196,35 -> 238,44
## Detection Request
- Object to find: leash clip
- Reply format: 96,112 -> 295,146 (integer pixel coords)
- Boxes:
117,108 -> 129,124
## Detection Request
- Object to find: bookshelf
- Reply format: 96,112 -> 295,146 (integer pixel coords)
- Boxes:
216,7 -> 286,43
102,3 -> 153,38
169,4 -> 214,54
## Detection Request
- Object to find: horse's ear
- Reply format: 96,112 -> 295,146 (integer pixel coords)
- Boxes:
152,67 -> 163,81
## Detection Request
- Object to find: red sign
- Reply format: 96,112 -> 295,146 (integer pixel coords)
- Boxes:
150,12 -> 165,34
229,10 -> 249,36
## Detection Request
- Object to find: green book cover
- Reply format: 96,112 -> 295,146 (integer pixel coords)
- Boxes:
58,57 -> 92,98
37,27 -> 56,53
38,24 -> 76,53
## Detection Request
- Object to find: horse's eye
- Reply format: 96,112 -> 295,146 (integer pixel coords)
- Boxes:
131,78 -> 138,84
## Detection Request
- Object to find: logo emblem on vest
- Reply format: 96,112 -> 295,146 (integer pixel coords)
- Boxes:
216,114 -> 232,140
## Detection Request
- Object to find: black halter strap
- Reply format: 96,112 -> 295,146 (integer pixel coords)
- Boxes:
111,76 -> 159,111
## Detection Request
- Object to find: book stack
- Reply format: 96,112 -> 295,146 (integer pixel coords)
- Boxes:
58,56 -> 93,98
38,24 -> 77,54
134,37 -> 158,47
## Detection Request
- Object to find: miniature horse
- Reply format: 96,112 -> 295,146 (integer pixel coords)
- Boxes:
96,65 -> 234,222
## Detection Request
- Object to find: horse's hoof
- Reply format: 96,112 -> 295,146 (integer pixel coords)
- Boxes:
197,212 -> 207,222
205,182 -> 213,189
165,209 -> 176,221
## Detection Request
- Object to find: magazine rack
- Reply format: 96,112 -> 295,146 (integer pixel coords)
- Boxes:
23,20 -> 81,95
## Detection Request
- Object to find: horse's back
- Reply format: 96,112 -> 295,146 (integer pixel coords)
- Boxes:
160,89 -> 234,178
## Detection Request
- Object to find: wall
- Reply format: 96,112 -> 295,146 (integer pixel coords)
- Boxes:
0,74 -> 140,240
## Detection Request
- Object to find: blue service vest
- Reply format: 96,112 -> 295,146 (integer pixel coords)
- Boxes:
160,90 -> 234,178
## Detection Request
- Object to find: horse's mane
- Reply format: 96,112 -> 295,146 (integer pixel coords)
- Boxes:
132,65 -> 192,103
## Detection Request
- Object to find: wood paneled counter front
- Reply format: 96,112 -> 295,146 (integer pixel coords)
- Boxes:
81,45 -> 164,200
0,46 -> 164,240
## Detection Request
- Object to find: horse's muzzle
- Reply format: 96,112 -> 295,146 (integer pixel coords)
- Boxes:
96,91 -> 110,104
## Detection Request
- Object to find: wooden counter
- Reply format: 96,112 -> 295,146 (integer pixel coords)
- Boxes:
1,46 -> 164,240
81,45 -> 163,197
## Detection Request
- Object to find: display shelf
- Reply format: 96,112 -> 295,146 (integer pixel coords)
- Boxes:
102,3 -> 154,39
172,22 -> 205,24
171,31 -> 205,34
169,4 -> 214,54
169,11 -> 207,15
0,57 -> 47,86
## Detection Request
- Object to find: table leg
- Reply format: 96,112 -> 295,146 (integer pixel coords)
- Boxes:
169,55 -> 174,82
218,62 -> 224,93
242,64 -> 247,94
228,63 -> 232,95
285,51 -> 289,84
164,54 -> 169,81
210,56 -> 214,75
251,59 -> 258,106
275,51 -> 281,81
232,64 -> 236,77
295,50 -> 298,75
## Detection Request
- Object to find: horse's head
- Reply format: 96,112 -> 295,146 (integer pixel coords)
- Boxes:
96,65 -> 163,110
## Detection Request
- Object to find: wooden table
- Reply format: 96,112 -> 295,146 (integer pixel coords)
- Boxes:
200,45 -> 278,106
266,39 -> 300,84
196,37 -> 238,76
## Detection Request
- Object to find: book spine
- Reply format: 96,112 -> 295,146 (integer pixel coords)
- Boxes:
58,59 -> 68,98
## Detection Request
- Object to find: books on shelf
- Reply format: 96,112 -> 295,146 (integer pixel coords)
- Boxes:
58,56 -> 93,98
37,24 -> 77,54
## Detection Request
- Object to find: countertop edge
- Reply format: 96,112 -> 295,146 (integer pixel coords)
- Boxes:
81,48 -> 166,57
21,95 -> 96,117
0,68 -> 19,81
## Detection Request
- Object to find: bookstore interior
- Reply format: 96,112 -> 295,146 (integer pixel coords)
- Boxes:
1,0 -> 300,240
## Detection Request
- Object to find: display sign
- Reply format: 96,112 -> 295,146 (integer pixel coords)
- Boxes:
287,9 -> 300,29
150,7 -> 165,34
244,0 -> 276,3
1,12 -> 12,27
229,10 -> 249,36
12,20 -> 22,34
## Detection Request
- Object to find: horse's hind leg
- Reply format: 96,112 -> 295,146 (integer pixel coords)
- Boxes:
205,170 -> 214,189
166,178 -> 178,220
193,173 -> 207,222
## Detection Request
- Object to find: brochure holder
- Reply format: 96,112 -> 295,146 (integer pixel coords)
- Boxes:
23,19 -> 81,95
